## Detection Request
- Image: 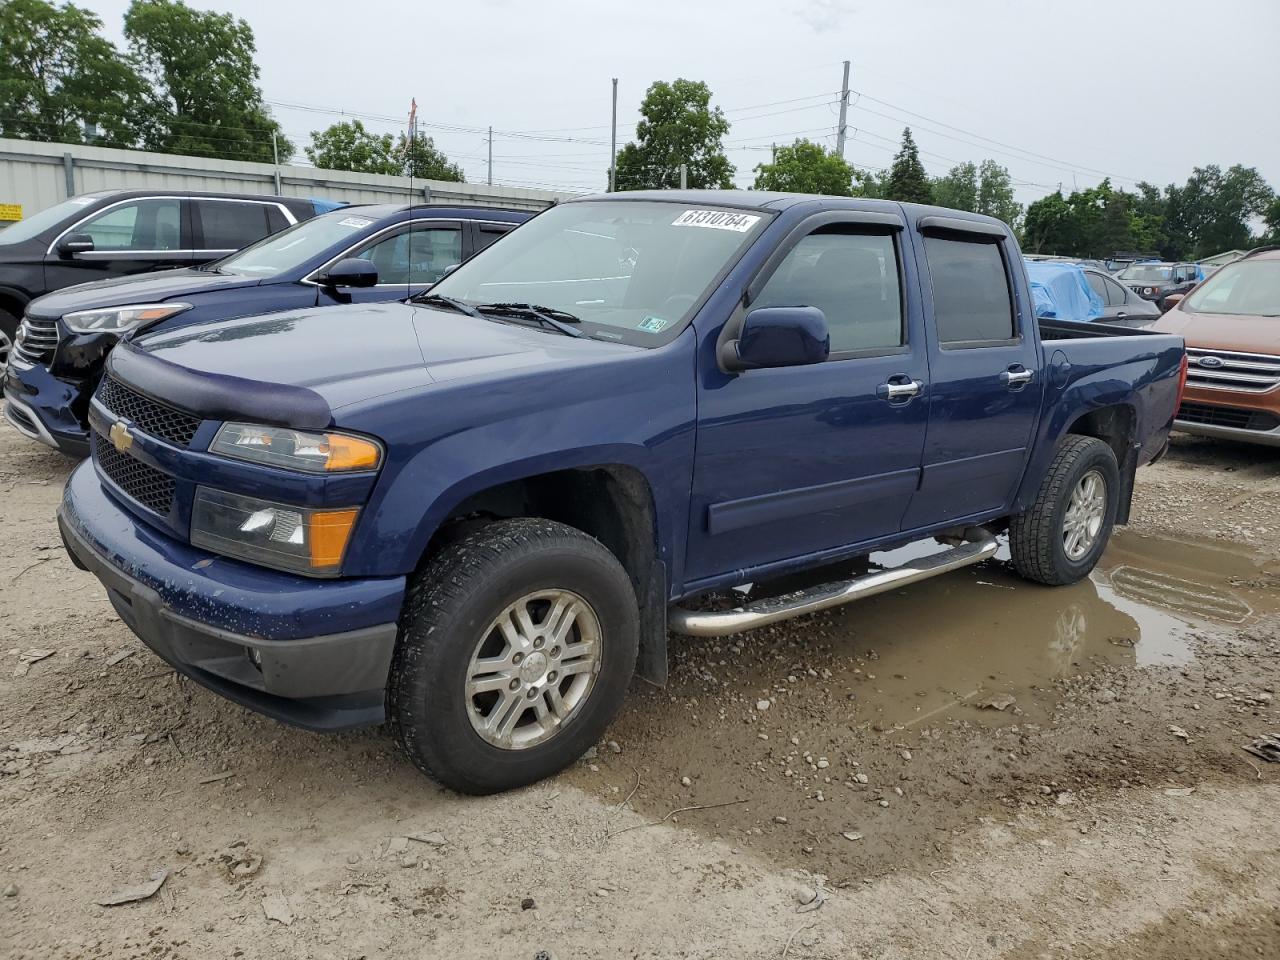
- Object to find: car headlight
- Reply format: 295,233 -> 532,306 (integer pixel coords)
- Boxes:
62,303 -> 192,334
190,486 -> 359,576
209,423 -> 382,473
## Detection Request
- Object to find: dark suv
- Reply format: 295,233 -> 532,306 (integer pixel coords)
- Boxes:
1116,261 -> 1203,311
0,189 -> 334,382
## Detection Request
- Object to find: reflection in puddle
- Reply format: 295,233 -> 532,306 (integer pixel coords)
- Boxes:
800,529 -> 1277,728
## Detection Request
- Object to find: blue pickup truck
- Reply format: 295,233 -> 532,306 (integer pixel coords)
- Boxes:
5,203 -> 528,456
56,191 -> 1187,793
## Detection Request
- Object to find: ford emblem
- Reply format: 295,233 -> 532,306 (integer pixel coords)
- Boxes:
1197,356 -> 1224,368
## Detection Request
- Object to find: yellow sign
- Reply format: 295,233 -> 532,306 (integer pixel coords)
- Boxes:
0,204 -> 21,222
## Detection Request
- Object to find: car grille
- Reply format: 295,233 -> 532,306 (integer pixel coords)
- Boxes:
1185,347 -> 1280,393
93,432 -> 176,516
1178,402 -> 1280,432
96,376 -> 202,447
13,314 -> 59,363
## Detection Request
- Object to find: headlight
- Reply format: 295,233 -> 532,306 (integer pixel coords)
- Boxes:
190,487 -> 359,576
62,303 -> 192,334
210,423 -> 382,473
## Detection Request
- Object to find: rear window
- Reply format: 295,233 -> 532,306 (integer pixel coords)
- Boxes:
196,200 -> 275,250
924,236 -> 1016,344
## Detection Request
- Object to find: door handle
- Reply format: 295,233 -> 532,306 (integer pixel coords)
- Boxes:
1000,367 -> 1033,387
1116,311 -> 1127,318
878,379 -> 922,401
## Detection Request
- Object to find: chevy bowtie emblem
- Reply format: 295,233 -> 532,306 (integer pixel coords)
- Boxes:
109,420 -> 133,454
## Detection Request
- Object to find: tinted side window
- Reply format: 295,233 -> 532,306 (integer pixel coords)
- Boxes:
354,226 -> 462,285
474,224 -> 512,253
77,198 -> 181,250
265,206 -> 290,233
924,236 -> 1015,344
1085,271 -> 1108,303
1102,276 -> 1129,306
754,228 -> 903,354
196,201 -> 272,250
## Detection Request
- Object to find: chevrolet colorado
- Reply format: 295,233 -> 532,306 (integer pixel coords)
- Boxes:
56,191 -> 1187,793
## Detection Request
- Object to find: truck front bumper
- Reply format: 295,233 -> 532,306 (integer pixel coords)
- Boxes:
58,460 -> 404,731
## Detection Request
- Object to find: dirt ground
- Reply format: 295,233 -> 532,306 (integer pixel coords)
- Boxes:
2,420 -> 1279,960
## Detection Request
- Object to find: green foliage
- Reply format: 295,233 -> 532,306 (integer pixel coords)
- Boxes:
614,78 -> 734,191
397,133 -> 464,182
123,0 -> 291,163
851,168 -> 888,199
883,128 -> 932,204
752,139 -> 855,196
931,159 -> 1022,227
306,120 -> 398,174
931,161 -> 978,213
1265,196 -> 1280,245
1022,168 -> 1274,259
0,0 -> 145,146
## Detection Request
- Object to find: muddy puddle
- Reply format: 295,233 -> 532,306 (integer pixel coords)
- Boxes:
798,529 -> 1280,729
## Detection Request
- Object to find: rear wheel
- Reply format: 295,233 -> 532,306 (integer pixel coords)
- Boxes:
1009,435 -> 1119,586
389,518 -> 638,794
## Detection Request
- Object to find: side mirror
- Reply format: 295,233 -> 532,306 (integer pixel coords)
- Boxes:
720,306 -> 830,372
440,263 -> 461,278
1162,293 -> 1184,310
57,233 -> 95,257
316,257 -> 378,289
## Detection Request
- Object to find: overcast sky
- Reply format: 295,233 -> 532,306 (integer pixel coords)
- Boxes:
84,0 -> 1280,202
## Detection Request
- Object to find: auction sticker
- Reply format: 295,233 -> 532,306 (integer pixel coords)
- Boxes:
671,209 -> 761,233
637,316 -> 669,333
338,216 -> 374,228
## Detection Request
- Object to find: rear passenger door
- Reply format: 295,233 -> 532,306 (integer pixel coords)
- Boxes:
192,199 -> 292,261
901,217 -> 1043,529
685,212 -> 929,583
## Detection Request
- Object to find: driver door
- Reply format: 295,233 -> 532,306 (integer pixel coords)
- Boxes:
44,197 -> 192,292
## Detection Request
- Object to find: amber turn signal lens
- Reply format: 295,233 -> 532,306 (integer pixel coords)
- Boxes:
323,434 -> 381,472
308,508 -> 360,569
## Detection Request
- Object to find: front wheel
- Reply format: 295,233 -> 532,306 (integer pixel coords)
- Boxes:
0,307 -> 18,392
388,518 -> 638,794
1009,435 -> 1120,586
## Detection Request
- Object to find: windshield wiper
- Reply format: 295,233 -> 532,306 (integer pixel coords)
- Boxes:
413,293 -> 482,318
475,302 -> 583,338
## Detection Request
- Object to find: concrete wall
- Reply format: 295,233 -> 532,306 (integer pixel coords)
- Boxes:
0,138 -> 572,223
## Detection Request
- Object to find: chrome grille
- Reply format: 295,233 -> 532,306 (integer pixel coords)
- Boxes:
1185,347 -> 1280,393
14,314 -> 59,363
96,376 -> 201,447
92,432 -> 175,516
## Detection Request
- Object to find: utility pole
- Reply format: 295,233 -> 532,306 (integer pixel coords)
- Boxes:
609,77 -> 618,192
836,59 -> 850,159
771,142 -> 777,163
679,163 -> 687,190
487,126 -> 493,186
271,132 -> 282,196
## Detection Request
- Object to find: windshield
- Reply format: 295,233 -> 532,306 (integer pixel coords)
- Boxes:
427,200 -> 770,345
214,209 -> 381,277
0,195 -> 105,245
1183,260 -> 1280,316
1119,263 -> 1173,281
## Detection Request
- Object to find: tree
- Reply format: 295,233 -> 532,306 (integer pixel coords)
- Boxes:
1165,165 -> 1273,258
0,0 -> 145,147
752,139 -> 854,195
931,161 -> 978,213
614,78 -> 734,190
123,0 -> 291,163
975,160 -> 1021,227
883,128 -> 932,204
1265,196 -> 1280,245
1021,180 -> 1164,257
306,120 -> 398,174
396,133 -> 464,182
1020,190 -> 1073,254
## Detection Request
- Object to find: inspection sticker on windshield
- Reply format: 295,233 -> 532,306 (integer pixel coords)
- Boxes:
337,216 -> 373,228
637,316 -> 669,333
671,209 -> 761,233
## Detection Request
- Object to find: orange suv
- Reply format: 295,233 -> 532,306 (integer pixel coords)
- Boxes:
1152,247 -> 1280,446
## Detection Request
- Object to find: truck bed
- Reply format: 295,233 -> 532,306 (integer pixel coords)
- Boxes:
1039,318 -> 1167,341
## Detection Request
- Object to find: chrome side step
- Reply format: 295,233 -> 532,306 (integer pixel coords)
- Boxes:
668,530 -> 1000,638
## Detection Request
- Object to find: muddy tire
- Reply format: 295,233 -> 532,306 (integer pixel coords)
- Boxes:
388,518 -> 638,794
1009,435 -> 1119,587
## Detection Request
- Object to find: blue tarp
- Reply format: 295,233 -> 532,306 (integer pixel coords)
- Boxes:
1025,261 -> 1104,322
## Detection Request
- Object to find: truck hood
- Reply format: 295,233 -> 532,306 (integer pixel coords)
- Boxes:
27,268 -> 262,319
114,302 -> 637,428
1150,308 -> 1280,354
